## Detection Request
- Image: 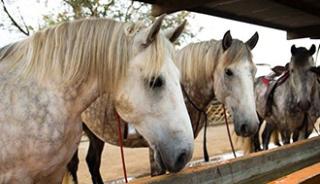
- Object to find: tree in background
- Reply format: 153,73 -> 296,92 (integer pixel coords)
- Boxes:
1,0 -> 201,45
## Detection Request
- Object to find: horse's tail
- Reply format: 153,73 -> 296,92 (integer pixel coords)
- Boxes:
231,128 -> 252,155
62,171 -> 76,184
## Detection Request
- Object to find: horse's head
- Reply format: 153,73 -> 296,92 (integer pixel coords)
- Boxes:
214,31 -> 259,137
289,44 -> 317,112
114,15 -> 194,173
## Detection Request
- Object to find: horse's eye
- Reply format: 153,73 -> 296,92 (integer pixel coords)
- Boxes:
149,76 -> 164,89
225,68 -> 233,76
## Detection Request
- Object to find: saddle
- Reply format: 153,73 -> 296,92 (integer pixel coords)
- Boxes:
261,64 -> 289,117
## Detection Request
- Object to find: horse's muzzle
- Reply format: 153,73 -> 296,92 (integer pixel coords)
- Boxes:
235,121 -> 259,137
155,144 -> 193,173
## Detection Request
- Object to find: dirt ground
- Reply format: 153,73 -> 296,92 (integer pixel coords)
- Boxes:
74,124 -> 237,184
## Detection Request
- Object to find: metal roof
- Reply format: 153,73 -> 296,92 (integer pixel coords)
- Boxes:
136,0 -> 320,39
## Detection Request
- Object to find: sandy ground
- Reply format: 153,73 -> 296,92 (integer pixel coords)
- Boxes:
74,125 -> 237,184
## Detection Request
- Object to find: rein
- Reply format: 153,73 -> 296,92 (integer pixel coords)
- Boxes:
181,84 -> 211,162
114,110 -> 128,183
222,105 -> 237,158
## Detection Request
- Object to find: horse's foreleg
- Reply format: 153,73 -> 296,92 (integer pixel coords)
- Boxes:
66,149 -> 79,184
292,130 -> 299,142
304,118 -> 314,139
304,128 -> 313,139
149,148 -> 166,176
273,131 -> 281,146
252,132 -> 261,152
281,130 -> 291,144
83,123 -> 105,184
262,122 -> 274,150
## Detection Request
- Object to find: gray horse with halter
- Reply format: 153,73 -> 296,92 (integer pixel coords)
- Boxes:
66,29 -> 261,184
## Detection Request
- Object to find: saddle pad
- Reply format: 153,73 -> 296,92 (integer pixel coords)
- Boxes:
261,76 -> 271,86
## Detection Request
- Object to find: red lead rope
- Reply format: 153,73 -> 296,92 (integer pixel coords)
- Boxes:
114,110 -> 128,183
223,105 -> 237,158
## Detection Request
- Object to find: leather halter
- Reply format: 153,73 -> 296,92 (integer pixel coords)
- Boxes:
180,84 -> 214,161
223,105 -> 237,158
181,84 -> 238,159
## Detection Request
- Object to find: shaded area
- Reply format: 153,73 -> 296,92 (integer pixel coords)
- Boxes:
135,0 -> 320,39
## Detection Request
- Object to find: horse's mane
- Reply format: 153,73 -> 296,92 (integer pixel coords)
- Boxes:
176,39 -> 252,84
0,18 -> 170,94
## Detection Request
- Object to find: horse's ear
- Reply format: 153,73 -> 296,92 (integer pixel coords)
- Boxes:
246,32 -> 259,50
145,14 -> 166,46
291,45 -> 297,56
166,20 -> 187,43
309,44 -> 316,55
222,30 -> 232,51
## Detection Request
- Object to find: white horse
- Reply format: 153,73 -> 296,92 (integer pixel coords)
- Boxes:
0,15 -> 194,183
65,30 -> 261,184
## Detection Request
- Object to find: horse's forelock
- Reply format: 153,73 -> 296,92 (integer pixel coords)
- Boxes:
223,40 -> 253,66
176,39 -> 254,85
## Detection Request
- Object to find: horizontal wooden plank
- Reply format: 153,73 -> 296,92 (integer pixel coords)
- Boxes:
131,136 -> 320,184
268,162 -> 320,184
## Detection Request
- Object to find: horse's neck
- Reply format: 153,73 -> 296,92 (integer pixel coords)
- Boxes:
182,80 -> 214,137
272,78 -> 305,129
176,41 -> 220,138
273,79 -> 292,110
63,79 -> 99,116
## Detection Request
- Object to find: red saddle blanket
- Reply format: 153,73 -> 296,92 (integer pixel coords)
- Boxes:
261,76 -> 271,86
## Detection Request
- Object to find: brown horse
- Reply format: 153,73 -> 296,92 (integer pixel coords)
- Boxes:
254,45 -> 319,151
66,30 -> 260,183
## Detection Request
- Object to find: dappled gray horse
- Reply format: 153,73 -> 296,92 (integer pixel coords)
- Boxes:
0,15 -> 194,183
255,45 -> 319,150
66,30 -> 261,184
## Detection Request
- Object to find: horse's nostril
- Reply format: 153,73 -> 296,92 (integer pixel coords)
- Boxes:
240,124 -> 249,135
177,152 -> 187,165
172,151 -> 188,173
